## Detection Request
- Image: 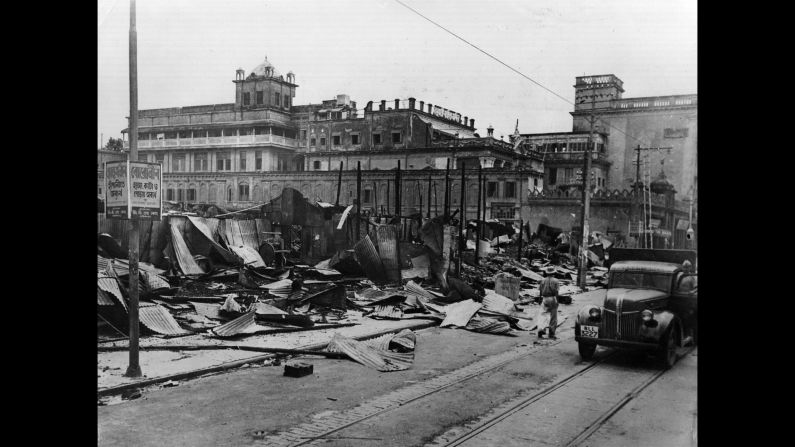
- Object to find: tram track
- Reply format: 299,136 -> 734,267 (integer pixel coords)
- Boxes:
253,324 -> 694,447
431,345 -> 696,447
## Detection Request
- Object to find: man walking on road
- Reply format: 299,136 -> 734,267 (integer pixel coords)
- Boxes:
537,266 -> 560,339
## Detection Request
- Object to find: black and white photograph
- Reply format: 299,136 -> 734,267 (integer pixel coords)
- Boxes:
97,1 -> 697,445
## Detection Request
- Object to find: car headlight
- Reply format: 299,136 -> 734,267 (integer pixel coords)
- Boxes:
641,310 -> 654,322
589,307 -> 601,319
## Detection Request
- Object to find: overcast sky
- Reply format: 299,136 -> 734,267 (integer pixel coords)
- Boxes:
98,0 -> 696,147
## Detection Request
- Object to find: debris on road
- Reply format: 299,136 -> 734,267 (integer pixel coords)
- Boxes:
284,362 -> 314,378
98,188 -> 610,381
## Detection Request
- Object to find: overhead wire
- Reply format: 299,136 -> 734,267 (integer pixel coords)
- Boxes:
391,0 -> 648,147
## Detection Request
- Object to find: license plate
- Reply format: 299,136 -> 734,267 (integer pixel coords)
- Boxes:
581,325 -> 599,338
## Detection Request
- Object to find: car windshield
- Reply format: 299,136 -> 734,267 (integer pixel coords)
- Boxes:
610,272 -> 670,291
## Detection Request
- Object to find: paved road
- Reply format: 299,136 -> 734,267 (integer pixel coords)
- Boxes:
98,288 -> 696,446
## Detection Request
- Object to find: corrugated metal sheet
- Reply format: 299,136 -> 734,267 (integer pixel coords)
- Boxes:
187,216 -> 239,264
138,303 -> 192,336
260,278 -> 294,298
465,317 -> 514,335
98,270 -> 128,311
354,235 -> 386,282
440,299 -> 482,328
97,288 -> 115,306
336,205 -> 354,230
141,270 -> 171,291
325,333 -> 415,372
389,329 -> 417,351
376,225 -> 401,283
224,219 -> 246,247
169,221 -> 205,275
189,301 -> 224,320
369,305 -> 404,319
254,302 -> 287,315
482,292 -> 516,315
211,311 -> 269,337
238,220 -> 260,251
299,284 -> 346,309
228,245 -> 265,268
404,281 -> 436,302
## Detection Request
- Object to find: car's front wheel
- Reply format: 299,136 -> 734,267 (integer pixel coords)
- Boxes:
657,327 -> 678,369
578,341 -> 596,361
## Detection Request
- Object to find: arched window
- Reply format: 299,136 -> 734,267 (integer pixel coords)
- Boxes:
208,184 -> 217,203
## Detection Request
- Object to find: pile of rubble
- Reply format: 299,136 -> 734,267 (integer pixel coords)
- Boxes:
97,198 -> 610,374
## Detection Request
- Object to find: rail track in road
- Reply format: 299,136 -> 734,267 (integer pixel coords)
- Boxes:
253,322 -> 694,447
428,345 -> 697,447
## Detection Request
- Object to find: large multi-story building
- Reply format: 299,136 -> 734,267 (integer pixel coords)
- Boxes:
516,74 -> 697,248
120,56 -> 544,222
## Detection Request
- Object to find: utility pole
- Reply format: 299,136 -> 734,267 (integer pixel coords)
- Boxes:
395,160 -> 401,216
577,84 -> 595,289
125,0 -> 142,378
457,161 -> 465,276
426,173 -> 432,219
475,164 -> 482,265
335,161 -> 343,207
356,161 -> 361,239
443,158 -> 451,220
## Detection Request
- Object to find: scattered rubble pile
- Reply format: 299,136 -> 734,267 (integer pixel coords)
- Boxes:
98,191 -> 611,373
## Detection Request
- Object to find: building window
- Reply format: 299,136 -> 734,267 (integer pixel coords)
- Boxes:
243,92 -> 250,106
373,133 -> 382,145
313,160 -> 321,170
166,189 -> 175,201
392,132 -> 402,144
172,154 -> 186,172
548,168 -> 557,185
155,153 -> 164,165
310,137 -> 316,146
504,182 -> 516,198
351,133 -> 360,145
187,189 -> 196,202
193,130 -> 205,139
208,129 -> 221,138
320,137 -> 326,146
255,151 -> 262,170
256,91 -> 263,104
239,151 -> 247,171
300,130 -> 307,140
565,168 -> 574,183
177,189 -> 185,202
138,154 -> 148,162
332,135 -> 341,146
274,92 -> 281,106
227,188 -> 232,202
487,181 -> 498,198
491,204 -> 516,219
363,189 -> 373,204
194,153 -> 208,171
533,178 -> 539,187
284,95 -> 290,108
98,187 -> 102,195
216,152 -> 231,171
238,184 -> 250,201
138,133 -> 149,140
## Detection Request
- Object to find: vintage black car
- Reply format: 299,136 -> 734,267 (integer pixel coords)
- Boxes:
574,260 -> 697,368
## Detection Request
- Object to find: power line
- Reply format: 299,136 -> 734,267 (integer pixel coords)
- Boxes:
391,0 -> 647,147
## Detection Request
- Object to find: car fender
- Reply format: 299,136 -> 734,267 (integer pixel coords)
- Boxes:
638,310 -> 679,343
575,305 -> 603,337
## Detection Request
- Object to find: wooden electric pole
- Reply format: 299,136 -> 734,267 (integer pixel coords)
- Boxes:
577,85 -> 595,289
125,0 -> 142,378
356,161 -> 361,239
475,164 -> 482,265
